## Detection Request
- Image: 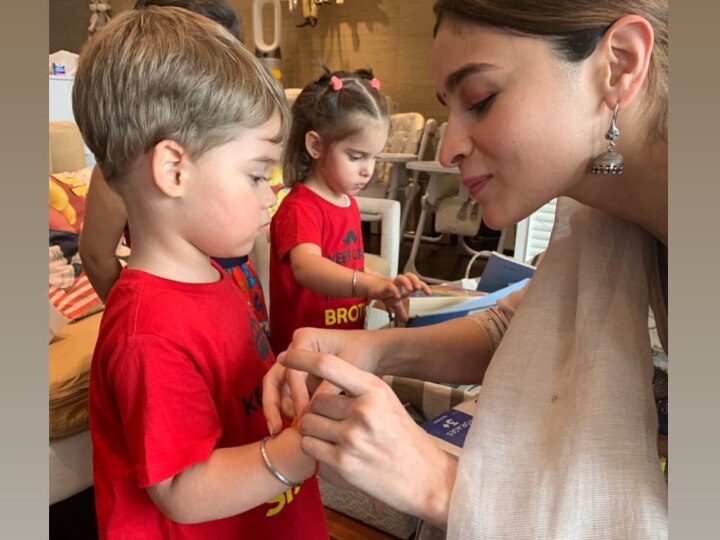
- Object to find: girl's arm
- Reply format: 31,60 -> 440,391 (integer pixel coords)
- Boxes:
79,165 -> 127,302
146,427 -> 315,524
290,243 -> 424,303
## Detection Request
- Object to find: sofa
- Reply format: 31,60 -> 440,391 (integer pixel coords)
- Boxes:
49,121 -> 100,505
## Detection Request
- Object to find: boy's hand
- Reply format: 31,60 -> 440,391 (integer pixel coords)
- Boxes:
263,362 -> 304,436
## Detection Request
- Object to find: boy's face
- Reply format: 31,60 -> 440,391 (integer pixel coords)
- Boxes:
182,114 -> 282,258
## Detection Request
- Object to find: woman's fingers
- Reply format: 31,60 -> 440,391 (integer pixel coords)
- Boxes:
280,348 -> 377,398
281,353 -> 311,416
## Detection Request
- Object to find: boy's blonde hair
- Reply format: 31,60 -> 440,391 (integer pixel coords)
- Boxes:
72,7 -> 289,183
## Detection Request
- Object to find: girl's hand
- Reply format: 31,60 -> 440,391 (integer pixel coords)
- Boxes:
364,271 -> 430,322
385,272 -> 430,321
279,348 -> 456,528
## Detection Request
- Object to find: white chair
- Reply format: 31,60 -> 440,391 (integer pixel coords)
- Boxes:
359,114 -> 437,234
513,199 -> 557,263
403,123 -> 511,283
356,197 -> 401,277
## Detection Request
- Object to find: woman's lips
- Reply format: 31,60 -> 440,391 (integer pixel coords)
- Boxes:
463,175 -> 492,199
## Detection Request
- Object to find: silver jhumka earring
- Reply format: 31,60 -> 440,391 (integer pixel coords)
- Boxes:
592,103 -> 624,175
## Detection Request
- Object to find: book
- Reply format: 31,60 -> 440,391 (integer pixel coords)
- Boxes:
407,278 -> 530,327
476,251 -> 536,293
406,283 -> 486,318
421,396 -> 478,458
366,283 -> 485,329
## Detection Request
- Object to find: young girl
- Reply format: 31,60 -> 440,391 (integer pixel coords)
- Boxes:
269,67 -> 430,354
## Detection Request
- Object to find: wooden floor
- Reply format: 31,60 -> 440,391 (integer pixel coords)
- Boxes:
325,508 -> 403,540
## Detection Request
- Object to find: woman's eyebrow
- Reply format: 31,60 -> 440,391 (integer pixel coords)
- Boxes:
445,62 -> 499,93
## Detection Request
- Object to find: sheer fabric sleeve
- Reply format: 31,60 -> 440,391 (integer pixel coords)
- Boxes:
465,285 -> 526,354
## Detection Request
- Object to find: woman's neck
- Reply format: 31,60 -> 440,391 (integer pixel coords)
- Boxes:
568,139 -> 668,246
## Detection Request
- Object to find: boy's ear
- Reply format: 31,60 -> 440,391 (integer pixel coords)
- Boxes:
304,130 -> 324,160
150,140 -> 191,198
593,15 -> 655,111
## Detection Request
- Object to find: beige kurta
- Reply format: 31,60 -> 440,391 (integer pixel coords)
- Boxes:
445,197 -> 668,539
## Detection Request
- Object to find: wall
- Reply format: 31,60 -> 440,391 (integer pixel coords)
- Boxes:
49,0 -> 446,123
49,0 -> 134,54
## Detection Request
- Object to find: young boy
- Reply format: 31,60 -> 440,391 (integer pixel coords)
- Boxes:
72,8 -> 327,539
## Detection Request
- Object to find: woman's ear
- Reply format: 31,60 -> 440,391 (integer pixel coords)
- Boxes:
150,140 -> 189,198
596,15 -> 655,111
304,130 -> 324,160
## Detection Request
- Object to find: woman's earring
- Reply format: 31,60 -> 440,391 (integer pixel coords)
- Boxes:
592,103 -> 624,175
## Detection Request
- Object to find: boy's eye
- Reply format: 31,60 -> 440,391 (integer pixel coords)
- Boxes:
250,175 -> 269,184
468,93 -> 497,117
349,155 -> 362,162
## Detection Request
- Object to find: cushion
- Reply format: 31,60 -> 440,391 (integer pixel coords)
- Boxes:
49,121 -> 87,174
49,167 -> 91,235
49,311 -> 102,438
49,269 -> 104,323
376,112 -> 425,183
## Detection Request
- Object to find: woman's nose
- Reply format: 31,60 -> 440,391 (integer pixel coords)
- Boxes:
438,120 -> 471,168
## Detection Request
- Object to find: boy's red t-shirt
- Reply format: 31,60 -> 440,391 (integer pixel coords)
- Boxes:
89,262 -> 327,539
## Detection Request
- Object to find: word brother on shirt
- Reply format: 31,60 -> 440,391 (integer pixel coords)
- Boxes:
324,301 -> 367,327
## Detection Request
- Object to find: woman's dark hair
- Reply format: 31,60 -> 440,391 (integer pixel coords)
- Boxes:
134,0 -> 242,41
283,64 -> 389,186
433,0 -> 667,138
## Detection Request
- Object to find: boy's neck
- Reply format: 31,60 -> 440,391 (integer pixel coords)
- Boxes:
122,168 -> 222,284
126,242 -> 221,284
303,175 -> 351,207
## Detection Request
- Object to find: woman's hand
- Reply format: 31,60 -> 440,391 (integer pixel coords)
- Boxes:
263,327 -> 381,436
279,348 -> 457,528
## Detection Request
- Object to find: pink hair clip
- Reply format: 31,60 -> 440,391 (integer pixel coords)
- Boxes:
369,77 -> 381,91
330,76 -> 343,91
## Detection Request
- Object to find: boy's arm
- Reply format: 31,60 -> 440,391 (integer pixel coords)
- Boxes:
79,165 -> 127,302
147,427 -> 315,524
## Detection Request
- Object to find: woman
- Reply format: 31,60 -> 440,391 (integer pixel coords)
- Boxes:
264,0 -> 668,538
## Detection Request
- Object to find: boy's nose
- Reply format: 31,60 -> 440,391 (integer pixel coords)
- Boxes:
261,181 -> 277,208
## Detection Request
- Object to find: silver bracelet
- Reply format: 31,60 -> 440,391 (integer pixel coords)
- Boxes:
260,436 -> 302,488
351,269 -> 359,297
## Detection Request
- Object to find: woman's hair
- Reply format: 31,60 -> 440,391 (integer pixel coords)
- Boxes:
73,7 -> 287,183
282,64 -> 389,186
433,0 -> 668,139
134,0 -> 242,41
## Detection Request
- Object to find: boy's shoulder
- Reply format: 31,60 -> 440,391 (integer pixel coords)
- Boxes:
101,267 -> 242,339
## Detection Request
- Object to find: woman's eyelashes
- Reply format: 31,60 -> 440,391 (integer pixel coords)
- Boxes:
468,93 -> 497,117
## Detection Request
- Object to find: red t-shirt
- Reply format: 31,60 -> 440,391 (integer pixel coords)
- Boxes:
269,184 -> 367,354
89,262 -> 327,539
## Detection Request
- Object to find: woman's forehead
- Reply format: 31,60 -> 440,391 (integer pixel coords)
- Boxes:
432,24 -> 551,90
